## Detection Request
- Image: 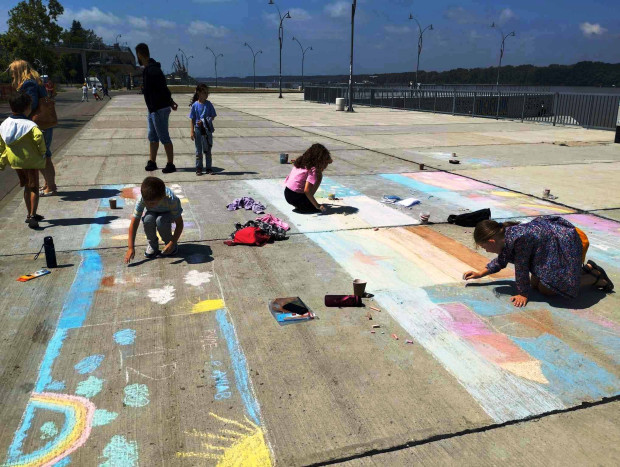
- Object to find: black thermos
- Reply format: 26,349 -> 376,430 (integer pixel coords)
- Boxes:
43,236 -> 57,268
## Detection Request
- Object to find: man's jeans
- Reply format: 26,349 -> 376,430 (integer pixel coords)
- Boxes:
194,126 -> 212,170
143,211 -> 174,250
147,107 -> 172,144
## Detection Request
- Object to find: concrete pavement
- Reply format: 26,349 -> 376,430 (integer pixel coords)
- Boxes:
0,93 -> 618,466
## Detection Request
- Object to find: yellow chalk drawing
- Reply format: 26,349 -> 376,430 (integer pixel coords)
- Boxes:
176,413 -> 271,466
491,191 -> 522,198
521,203 -> 573,213
192,299 -> 226,314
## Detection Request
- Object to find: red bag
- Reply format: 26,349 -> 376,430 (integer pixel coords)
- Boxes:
224,226 -> 271,246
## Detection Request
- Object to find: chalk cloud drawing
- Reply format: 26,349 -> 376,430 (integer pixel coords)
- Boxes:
113,329 -> 136,346
147,285 -> 176,305
75,376 -> 105,398
176,413 -> 271,466
184,270 -> 213,287
46,381 -> 66,391
39,422 -> 58,440
92,409 -> 119,427
74,355 -> 104,374
123,384 -> 150,408
109,218 -> 131,230
99,435 -> 139,467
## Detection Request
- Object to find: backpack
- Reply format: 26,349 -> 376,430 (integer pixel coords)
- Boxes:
224,226 -> 271,246
447,208 -> 491,227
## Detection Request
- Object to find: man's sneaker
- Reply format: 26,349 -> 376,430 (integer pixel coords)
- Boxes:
145,160 -> 158,171
144,245 -> 160,258
196,169 -> 202,176
162,243 -> 178,256
25,214 -> 44,223
162,163 -> 176,174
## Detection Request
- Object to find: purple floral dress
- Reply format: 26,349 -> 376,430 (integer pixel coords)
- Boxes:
486,216 -> 583,298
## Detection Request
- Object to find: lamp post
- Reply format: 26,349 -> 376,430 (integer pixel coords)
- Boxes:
408,14 -> 433,88
490,23 -> 515,89
115,34 -> 122,45
243,42 -> 262,89
292,37 -> 312,90
205,46 -> 223,87
268,0 -> 291,98
347,0 -> 357,112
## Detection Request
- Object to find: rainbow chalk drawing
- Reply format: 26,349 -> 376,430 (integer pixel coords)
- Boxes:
4,187 -> 125,466
5,392 -> 95,466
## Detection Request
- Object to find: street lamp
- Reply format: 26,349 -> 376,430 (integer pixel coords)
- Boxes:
115,34 -> 122,45
292,37 -> 312,90
243,42 -> 262,90
268,0 -> 291,98
347,0 -> 357,112
205,46 -> 223,87
408,14 -> 433,89
490,23 -> 515,89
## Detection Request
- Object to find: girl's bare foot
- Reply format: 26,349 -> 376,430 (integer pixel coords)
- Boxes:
583,264 -> 609,289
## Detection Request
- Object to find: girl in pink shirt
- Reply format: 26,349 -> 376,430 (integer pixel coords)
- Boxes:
284,143 -> 332,213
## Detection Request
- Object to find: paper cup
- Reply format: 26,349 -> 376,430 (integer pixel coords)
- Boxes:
109,198 -> 117,209
419,212 -> 430,223
353,279 -> 367,297
279,153 -> 289,164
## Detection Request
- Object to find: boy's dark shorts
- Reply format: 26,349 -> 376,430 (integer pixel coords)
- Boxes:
16,169 -> 39,189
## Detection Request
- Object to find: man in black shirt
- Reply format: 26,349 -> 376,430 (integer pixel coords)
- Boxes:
136,43 -> 178,173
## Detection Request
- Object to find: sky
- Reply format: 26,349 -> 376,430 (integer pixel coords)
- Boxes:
1,0 -> 618,78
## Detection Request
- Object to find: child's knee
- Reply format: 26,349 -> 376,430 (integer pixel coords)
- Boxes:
156,216 -> 172,228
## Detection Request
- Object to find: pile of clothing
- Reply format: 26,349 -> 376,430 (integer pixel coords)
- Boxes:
224,214 -> 290,247
226,197 -> 266,214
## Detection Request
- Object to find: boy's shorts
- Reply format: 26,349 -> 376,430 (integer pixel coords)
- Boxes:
16,169 -> 39,189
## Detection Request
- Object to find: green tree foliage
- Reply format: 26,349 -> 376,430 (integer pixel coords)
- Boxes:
59,20 -> 104,83
0,0 -> 64,76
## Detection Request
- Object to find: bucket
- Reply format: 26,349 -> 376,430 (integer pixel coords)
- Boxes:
335,97 -> 345,111
279,153 -> 289,164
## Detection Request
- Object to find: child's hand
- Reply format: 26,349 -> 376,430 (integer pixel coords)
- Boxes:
510,294 -> 528,307
124,247 -> 135,264
171,102 -> 178,111
190,132 -> 195,141
162,241 -> 176,255
463,270 -> 482,280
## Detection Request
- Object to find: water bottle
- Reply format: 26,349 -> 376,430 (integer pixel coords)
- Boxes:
43,236 -> 57,268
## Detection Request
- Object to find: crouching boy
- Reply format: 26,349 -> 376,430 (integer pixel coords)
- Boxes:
125,176 -> 183,263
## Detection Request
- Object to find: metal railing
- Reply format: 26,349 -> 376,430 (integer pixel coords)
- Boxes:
54,42 -> 132,53
304,86 -> 620,130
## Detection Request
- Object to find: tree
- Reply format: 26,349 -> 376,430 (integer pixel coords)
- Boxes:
0,0 -> 64,76
59,20 -> 104,83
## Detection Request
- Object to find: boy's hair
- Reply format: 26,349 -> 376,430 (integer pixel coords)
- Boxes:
293,143 -> 332,171
473,220 -> 520,245
141,176 -> 166,202
9,92 -> 32,114
135,43 -> 150,58
189,83 -> 209,106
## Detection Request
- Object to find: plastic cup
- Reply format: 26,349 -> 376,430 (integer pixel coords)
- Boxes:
419,212 -> 430,223
109,198 -> 117,209
353,279 -> 367,297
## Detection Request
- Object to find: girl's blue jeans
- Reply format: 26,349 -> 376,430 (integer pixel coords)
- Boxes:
194,127 -> 212,170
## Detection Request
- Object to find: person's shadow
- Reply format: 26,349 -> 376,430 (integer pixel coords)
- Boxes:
58,188 -> 120,202
469,280 -> 611,310
41,216 -> 119,229
292,205 -> 360,216
128,243 -> 214,267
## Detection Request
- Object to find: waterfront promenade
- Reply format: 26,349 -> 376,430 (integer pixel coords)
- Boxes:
0,93 -> 618,466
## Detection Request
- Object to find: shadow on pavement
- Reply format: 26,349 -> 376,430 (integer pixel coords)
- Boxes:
170,243 -> 214,265
58,188 -> 121,201
491,283 -> 609,310
41,216 -> 119,229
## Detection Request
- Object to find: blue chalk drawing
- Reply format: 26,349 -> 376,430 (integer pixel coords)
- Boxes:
216,308 -> 262,425
512,334 -> 620,404
40,421 -> 58,440
113,329 -> 136,346
46,381 -> 66,391
54,456 -> 72,467
6,189 -> 122,464
123,384 -> 150,408
316,176 -> 361,198
75,376 -> 104,398
74,355 -> 105,375
92,409 -> 119,427
99,435 -> 138,467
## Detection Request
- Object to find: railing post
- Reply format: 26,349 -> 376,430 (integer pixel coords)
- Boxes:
370,88 -> 374,107
392,90 -> 394,108
521,94 -> 526,122
472,92 -> 476,117
433,91 -> 437,113
552,93 -> 559,126
495,91 -> 501,120
452,91 -> 456,115
586,94 -> 594,129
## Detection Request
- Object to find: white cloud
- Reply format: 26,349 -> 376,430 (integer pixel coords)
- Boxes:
61,7 -> 122,27
155,19 -> 176,29
289,8 -> 311,21
325,1 -> 349,19
188,20 -> 229,37
498,8 -> 516,25
127,16 -> 148,29
384,25 -> 411,35
580,22 -> 607,37
443,7 -> 479,25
